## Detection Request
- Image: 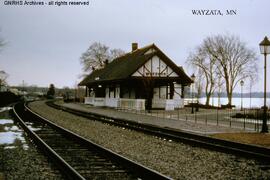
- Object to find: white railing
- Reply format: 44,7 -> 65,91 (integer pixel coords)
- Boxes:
152,99 -> 166,109
118,98 -> 145,110
165,99 -> 174,110
174,99 -> 184,108
85,97 -> 145,110
93,98 -> 105,106
84,97 -> 105,106
184,98 -> 198,105
85,97 -> 183,110
152,99 -> 184,110
104,98 -> 119,108
84,97 -> 94,105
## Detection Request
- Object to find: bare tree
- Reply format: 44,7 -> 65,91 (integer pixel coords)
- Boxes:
0,70 -> 8,87
80,42 -> 126,74
216,73 -> 225,107
0,31 -> 6,51
0,33 -> 7,90
195,69 -> 204,102
110,48 -> 125,60
203,34 -> 258,106
80,42 -> 110,73
187,47 -> 218,106
61,86 -> 73,100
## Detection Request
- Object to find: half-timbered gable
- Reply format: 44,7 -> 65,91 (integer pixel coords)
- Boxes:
132,55 -> 178,77
79,43 -> 192,110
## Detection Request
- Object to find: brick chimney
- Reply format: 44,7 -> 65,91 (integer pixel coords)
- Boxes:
132,43 -> 138,52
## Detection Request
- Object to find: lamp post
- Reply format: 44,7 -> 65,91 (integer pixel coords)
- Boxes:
218,75 -> 221,108
259,36 -> 270,133
191,74 -> 195,114
249,81 -> 252,110
240,80 -> 244,111
196,82 -> 200,112
212,80 -> 215,107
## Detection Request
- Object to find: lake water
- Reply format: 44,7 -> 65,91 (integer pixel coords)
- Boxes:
199,97 -> 270,109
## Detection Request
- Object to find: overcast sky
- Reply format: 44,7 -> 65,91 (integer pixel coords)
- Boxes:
0,0 -> 270,92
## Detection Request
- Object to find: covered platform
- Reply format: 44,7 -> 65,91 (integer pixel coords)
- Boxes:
59,102 -> 247,135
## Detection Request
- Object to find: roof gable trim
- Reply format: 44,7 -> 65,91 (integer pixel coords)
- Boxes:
132,55 -> 178,77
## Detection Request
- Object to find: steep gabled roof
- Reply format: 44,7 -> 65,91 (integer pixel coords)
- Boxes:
79,44 -> 192,86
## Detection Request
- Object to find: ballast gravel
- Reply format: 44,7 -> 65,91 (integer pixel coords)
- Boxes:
29,101 -> 270,180
0,108 -> 64,180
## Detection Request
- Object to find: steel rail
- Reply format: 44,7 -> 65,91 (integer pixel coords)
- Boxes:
13,102 -> 171,180
46,101 -> 270,163
13,103 -> 85,180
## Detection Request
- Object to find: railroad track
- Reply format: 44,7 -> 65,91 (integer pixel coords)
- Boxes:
46,101 -> 270,165
12,102 -> 171,180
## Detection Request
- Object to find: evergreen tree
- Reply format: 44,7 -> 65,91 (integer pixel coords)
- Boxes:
47,84 -> 55,98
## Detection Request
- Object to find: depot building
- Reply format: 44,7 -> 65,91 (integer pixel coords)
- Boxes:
79,43 -> 193,110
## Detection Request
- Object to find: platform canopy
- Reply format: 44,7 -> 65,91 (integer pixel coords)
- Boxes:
79,44 -> 193,87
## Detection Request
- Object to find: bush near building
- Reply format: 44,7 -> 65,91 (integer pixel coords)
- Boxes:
0,92 -> 21,107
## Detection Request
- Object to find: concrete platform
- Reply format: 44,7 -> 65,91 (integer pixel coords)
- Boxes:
60,103 -> 249,135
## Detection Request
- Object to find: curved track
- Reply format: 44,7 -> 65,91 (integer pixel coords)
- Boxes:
46,101 -> 270,165
13,102 -> 171,180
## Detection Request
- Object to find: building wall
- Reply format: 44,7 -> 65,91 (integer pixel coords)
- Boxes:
122,88 -> 136,99
153,86 -> 167,99
153,84 -> 182,100
105,85 -> 120,98
174,83 -> 182,99
152,83 -> 184,109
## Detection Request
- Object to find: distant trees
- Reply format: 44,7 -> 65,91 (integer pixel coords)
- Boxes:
47,84 -> 55,98
80,42 -> 125,74
0,32 -> 8,90
0,33 -> 5,51
187,34 -> 258,106
0,70 -> 8,88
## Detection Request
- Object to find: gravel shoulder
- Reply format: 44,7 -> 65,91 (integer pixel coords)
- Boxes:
29,101 -> 270,180
212,133 -> 270,148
